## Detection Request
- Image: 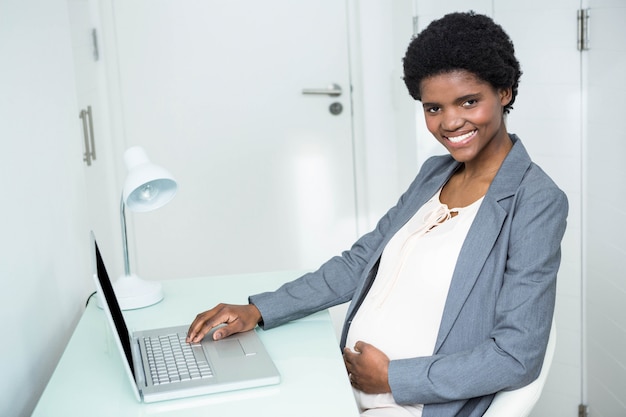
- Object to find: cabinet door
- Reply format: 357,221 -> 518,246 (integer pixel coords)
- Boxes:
110,0 -> 358,279
69,0 -> 121,277
0,1 -> 94,414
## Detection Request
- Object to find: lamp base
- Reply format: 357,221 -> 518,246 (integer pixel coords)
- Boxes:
105,274 -> 164,310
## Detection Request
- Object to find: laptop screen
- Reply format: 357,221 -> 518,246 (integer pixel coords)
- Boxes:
94,240 -> 136,379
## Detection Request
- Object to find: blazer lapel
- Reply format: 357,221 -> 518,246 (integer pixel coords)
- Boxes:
434,136 -> 533,352
433,197 -> 507,352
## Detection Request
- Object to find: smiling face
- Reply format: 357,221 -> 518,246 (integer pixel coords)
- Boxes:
420,70 -> 513,167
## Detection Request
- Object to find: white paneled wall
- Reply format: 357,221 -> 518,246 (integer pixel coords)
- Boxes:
585,1 -> 626,416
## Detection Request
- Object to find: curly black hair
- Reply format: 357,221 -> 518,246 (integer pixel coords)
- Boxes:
403,11 -> 522,114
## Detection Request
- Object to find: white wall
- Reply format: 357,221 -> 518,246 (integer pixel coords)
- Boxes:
0,1 -> 93,416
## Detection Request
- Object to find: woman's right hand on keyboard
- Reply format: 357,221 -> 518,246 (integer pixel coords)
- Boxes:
186,303 -> 262,343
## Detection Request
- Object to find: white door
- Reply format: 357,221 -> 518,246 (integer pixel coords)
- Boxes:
494,3 -> 583,416
108,0 -> 358,279
584,2 -> 626,416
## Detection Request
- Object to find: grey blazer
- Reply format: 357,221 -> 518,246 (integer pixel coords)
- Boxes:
250,135 -> 568,417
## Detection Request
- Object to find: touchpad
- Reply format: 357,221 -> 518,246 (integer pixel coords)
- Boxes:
216,339 -> 245,358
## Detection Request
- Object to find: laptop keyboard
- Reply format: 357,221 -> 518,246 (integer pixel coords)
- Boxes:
144,333 -> 214,385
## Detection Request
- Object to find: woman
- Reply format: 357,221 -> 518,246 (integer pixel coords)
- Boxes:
187,12 -> 568,417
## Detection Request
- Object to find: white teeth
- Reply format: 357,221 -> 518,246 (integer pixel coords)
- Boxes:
447,130 -> 476,143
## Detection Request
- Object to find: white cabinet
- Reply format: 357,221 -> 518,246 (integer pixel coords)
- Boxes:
0,1 -> 94,415
68,0 -> 122,280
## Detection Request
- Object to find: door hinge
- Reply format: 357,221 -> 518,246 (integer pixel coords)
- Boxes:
578,403 -> 589,417
577,9 -> 590,51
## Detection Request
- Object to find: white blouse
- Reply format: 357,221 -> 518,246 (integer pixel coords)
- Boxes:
345,188 -> 484,416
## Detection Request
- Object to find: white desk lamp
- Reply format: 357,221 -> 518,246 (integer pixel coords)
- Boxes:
115,146 -> 177,310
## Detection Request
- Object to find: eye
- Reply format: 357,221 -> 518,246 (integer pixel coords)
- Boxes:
462,99 -> 478,107
424,106 -> 440,114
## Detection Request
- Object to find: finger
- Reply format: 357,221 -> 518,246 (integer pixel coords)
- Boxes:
354,340 -> 368,353
343,347 -> 357,365
187,315 -> 213,342
186,314 -> 211,342
211,319 -> 245,340
343,352 -> 353,373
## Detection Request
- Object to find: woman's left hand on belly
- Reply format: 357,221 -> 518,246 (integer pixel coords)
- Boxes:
343,341 -> 391,394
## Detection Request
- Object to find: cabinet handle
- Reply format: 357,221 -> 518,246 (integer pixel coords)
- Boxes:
86,105 -> 96,161
79,106 -> 96,165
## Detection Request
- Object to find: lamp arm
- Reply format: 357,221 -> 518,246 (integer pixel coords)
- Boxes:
120,195 -> 131,276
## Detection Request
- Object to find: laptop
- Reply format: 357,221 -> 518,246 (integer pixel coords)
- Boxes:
90,232 -> 280,403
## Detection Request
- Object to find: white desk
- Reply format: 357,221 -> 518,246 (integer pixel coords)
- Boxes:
33,271 -> 359,417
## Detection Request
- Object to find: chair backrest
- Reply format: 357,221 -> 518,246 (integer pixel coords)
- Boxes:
482,320 -> 556,417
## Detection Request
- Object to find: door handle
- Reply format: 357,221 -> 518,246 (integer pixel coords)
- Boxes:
302,83 -> 342,97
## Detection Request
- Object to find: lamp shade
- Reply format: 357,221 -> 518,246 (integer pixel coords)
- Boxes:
122,146 -> 178,212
